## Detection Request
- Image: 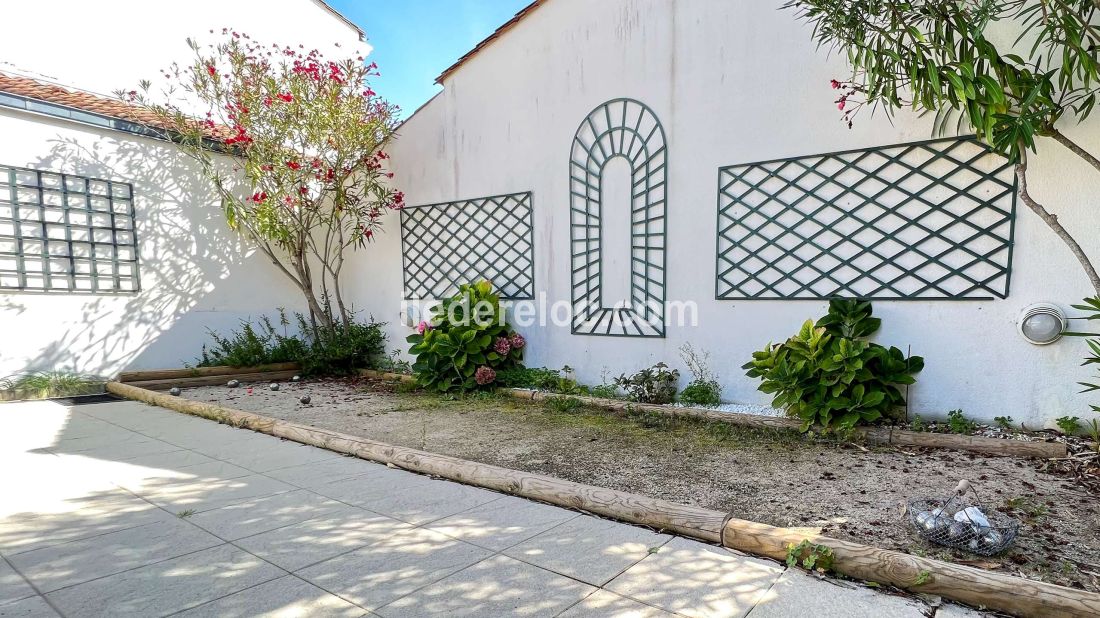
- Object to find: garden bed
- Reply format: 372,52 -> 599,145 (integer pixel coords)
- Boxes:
178,375 -> 1100,593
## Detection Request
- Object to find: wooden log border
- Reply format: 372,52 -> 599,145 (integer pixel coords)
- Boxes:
124,370 -> 300,391
359,370 -> 1067,459
118,363 -> 300,383
106,380 -> 1100,618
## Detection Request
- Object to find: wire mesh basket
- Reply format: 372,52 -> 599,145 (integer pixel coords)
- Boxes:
906,481 -> 1019,556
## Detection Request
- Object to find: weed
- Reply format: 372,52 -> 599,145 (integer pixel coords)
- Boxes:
545,396 -> 584,414
785,540 -> 835,574
910,415 -> 927,432
589,383 -> 620,399
1086,420 -> 1100,453
177,509 -> 195,518
993,416 -> 1015,430
678,343 -> 722,407
947,409 -> 977,434
913,570 -> 933,586
1055,416 -> 1081,435
394,381 -> 420,394
1003,496 -> 1049,523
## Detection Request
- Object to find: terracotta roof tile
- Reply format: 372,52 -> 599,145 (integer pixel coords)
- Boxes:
0,71 -> 232,143
0,72 -> 167,126
435,0 -> 546,84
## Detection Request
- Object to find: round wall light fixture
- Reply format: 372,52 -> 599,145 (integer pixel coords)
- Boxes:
1017,302 -> 1067,345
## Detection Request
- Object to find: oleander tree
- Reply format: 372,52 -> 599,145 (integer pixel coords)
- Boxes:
122,30 -> 403,329
785,0 -> 1100,295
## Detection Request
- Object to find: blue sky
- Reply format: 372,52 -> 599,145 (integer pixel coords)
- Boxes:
329,0 -> 531,118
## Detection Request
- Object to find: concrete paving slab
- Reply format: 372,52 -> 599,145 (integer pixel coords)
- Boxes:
234,505 -> 413,571
133,473 -> 295,513
936,603 -> 991,617
174,574 -> 366,618
376,554 -> 596,618
606,537 -> 785,618
558,590 -> 678,618
744,569 -> 925,618
308,468 -> 434,508
190,438 -> 339,473
186,489 -> 349,541
264,456 -> 394,488
363,478 -> 504,525
504,514 -> 671,586
7,516 -> 222,592
297,527 -> 491,611
427,495 -> 579,551
0,558 -> 36,606
0,491 -> 172,555
44,545 -> 284,618
0,595 -> 60,617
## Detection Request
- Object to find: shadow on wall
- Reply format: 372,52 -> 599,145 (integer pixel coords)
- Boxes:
8,132 -> 269,376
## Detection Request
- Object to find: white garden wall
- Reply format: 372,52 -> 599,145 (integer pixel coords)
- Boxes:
0,108 -> 306,377
0,0 -> 361,377
358,0 -> 1100,428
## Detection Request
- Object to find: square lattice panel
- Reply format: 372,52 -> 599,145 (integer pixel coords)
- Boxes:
716,138 -> 1016,300
0,165 -> 139,294
400,192 -> 534,300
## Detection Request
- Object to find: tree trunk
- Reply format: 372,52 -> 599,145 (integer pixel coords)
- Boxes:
1015,159 -> 1100,295
1049,129 -> 1100,175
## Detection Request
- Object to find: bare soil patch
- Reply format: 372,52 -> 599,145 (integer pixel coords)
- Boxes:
183,377 -> 1100,592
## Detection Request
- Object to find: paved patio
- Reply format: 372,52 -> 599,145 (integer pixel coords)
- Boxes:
0,398 -> 984,617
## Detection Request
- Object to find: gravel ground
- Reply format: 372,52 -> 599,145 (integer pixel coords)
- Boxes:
183,377 -> 1100,592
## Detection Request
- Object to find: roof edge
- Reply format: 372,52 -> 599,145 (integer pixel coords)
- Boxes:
435,0 -> 545,85
312,0 -> 366,41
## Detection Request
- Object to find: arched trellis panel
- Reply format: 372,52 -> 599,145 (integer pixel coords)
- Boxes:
569,98 -> 667,337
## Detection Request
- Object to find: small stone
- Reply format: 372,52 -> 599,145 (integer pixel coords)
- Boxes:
291,375 -> 301,382
169,387 -> 181,396
269,382 -> 280,391
227,379 -> 240,388
299,395 -> 311,405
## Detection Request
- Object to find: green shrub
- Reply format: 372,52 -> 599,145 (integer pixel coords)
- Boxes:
0,371 -> 103,400
496,367 -> 567,390
993,415 -> 1015,430
678,343 -> 722,407
743,299 -> 923,432
615,362 -> 679,404
946,409 -> 977,434
589,383 -> 621,399
1056,415 -> 1082,435
406,281 -> 524,392
198,309 -> 384,376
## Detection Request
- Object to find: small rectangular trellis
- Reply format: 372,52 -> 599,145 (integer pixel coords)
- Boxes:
716,137 -> 1016,300
0,165 -> 139,294
400,192 -> 534,300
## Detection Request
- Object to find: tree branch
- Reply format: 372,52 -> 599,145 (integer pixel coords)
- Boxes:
1016,157 -> 1100,295
1048,128 -> 1100,175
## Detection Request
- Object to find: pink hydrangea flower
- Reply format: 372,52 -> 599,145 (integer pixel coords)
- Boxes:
493,337 -> 512,355
509,333 -> 526,350
475,366 -> 496,385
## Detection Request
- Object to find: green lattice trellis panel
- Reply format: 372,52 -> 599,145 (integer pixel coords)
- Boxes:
400,192 -> 534,300
716,137 -> 1016,300
570,98 -> 667,337
0,164 -> 139,294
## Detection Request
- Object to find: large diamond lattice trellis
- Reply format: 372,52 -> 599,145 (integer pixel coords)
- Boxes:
716,138 -> 1017,300
570,98 -> 667,337
400,192 -> 534,300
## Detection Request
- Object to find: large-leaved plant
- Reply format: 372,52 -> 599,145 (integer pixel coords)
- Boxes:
743,299 -> 924,431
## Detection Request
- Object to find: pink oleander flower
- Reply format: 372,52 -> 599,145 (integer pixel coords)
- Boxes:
509,333 -> 525,350
475,366 -> 496,385
493,337 -> 511,355
416,320 -> 432,335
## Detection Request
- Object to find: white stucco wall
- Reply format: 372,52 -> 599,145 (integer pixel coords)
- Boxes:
364,0 -> 1100,427
0,108 -> 307,376
0,0 -> 361,376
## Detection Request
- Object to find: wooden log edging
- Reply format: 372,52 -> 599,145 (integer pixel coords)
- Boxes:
358,370 -> 1066,459
107,380 -> 1100,618
118,363 -> 300,383
125,370 -> 300,391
